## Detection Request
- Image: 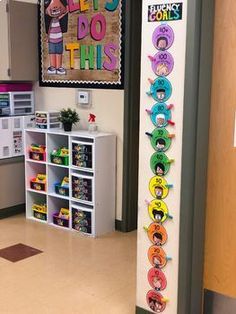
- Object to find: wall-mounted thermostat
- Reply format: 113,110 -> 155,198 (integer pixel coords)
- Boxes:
77,90 -> 92,108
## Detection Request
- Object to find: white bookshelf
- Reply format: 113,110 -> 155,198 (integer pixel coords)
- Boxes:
24,128 -> 116,237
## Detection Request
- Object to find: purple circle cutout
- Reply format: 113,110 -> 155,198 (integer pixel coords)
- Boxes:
151,51 -> 174,76
152,24 -> 174,51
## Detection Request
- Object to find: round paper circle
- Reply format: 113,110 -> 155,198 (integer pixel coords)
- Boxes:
148,268 -> 167,291
147,222 -> 168,246
148,246 -> 168,269
150,152 -> 171,176
150,128 -> 172,152
149,176 -> 169,200
152,24 -> 174,51
146,290 -> 167,313
151,51 -> 174,77
150,77 -> 172,103
148,199 -> 169,223
150,103 -> 172,128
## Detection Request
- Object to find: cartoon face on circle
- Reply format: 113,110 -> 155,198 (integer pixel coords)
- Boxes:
147,290 -> 166,313
156,89 -> 166,101
156,63 -> 169,76
149,176 -> 169,200
148,268 -> 167,291
148,199 -> 169,223
148,246 -> 168,268
152,209 -> 164,223
149,77 -> 172,103
150,128 -> 172,152
153,232 -> 162,245
151,51 -> 174,77
155,162 -> 165,176
147,223 -> 168,246
156,138 -> 166,151
45,0 -> 67,18
152,24 -> 174,51
150,103 -> 172,128
155,186 -> 163,199
156,37 -> 168,50
156,114 -> 166,127
150,152 -> 171,176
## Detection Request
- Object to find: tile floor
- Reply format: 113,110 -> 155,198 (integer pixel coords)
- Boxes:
0,214 -> 137,314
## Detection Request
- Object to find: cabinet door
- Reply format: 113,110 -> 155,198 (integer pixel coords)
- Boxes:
8,0 -> 38,80
0,0 -> 10,80
11,117 -> 24,156
0,118 -> 12,158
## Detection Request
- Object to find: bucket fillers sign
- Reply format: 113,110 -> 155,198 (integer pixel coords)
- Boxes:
39,0 -> 124,88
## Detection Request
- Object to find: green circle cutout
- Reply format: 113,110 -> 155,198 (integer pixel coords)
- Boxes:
150,128 -> 172,152
150,152 -> 171,176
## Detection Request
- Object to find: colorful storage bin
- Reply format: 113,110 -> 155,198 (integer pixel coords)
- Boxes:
29,144 -> 46,161
50,154 -> 69,166
30,178 -> 46,191
30,174 -> 47,192
72,142 -> 93,169
32,204 -> 47,221
55,183 -> 69,197
72,207 -> 92,234
50,147 -> 69,166
53,208 -> 70,228
53,214 -> 69,228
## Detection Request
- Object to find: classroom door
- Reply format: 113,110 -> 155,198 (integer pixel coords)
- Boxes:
204,0 -> 236,312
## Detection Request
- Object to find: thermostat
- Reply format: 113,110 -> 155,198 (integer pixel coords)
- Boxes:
77,90 -> 92,107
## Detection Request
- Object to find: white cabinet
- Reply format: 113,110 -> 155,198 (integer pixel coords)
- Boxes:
0,0 -> 38,81
0,115 -> 34,158
24,128 -> 116,237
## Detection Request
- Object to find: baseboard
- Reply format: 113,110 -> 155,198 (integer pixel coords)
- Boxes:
136,306 -> 152,314
0,204 -> 25,219
115,219 -> 123,231
203,289 -> 236,314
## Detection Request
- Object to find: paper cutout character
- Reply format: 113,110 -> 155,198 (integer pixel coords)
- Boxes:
155,163 -> 165,176
148,246 -> 168,269
156,114 -> 166,128
156,37 -> 168,50
155,186 -> 163,199
44,0 -> 69,75
156,138 -> 166,151
156,62 -> 169,76
156,89 -> 166,101
148,268 -> 167,291
147,223 -> 168,246
147,290 -> 167,313
152,209 -> 164,223
153,232 -> 163,246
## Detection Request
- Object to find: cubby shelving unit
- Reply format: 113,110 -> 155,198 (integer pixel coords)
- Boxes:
24,128 -> 116,237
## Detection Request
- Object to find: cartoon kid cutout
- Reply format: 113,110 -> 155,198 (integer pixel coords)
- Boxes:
44,0 -> 68,75
156,37 -> 168,50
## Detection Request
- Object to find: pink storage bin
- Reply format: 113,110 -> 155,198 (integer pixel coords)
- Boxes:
0,83 -> 33,92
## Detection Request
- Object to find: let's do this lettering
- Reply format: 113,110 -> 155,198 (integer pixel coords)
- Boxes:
148,3 -> 183,22
40,0 -> 124,88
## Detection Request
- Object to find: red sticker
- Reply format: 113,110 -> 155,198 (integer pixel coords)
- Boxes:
148,268 -> 167,291
146,290 -> 167,313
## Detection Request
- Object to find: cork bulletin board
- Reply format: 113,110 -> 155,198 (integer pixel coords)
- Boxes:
39,0 -> 124,88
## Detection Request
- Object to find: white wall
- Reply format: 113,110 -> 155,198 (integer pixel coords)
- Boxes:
136,0 -> 188,312
34,84 -> 124,220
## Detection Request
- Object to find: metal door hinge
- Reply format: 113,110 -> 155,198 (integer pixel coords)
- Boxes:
6,2 -> 9,12
7,68 -> 11,77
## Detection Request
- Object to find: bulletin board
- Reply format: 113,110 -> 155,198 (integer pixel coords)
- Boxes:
38,0 -> 124,89
137,1 -> 188,313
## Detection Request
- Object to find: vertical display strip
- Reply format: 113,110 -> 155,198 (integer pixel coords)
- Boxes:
137,1 -> 188,313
